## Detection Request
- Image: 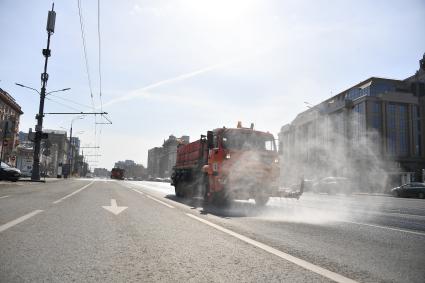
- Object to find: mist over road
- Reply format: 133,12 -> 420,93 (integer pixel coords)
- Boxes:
1,179 -> 424,282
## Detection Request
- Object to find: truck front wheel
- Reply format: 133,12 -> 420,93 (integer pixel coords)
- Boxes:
254,195 -> 269,206
175,183 -> 184,197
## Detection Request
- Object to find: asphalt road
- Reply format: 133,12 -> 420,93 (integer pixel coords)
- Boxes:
0,179 -> 424,282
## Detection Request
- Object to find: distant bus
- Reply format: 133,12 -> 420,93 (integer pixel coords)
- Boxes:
111,168 -> 124,180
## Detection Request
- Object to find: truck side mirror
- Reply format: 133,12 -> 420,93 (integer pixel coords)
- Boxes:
207,131 -> 214,149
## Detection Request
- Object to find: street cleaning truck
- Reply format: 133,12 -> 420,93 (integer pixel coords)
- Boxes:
111,168 -> 125,180
171,122 -> 302,206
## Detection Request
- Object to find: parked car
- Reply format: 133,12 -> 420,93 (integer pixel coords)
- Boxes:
0,161 -> 21,182
312,177 -> 352,195
391,183 -> 425,199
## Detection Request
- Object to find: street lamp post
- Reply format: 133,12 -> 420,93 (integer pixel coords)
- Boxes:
18,4 -> 57,181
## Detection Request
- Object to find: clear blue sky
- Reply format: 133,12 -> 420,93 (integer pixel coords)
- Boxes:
1,0 -> 424,169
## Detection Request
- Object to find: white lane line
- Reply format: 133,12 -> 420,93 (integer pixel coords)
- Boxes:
387,212 -> 425,220
53,181 -> 94,204
186,213 -> 358,283
132,188 -> 145,195
0,210 -> 43,233
131,188 -> 174,208
145,194 -> 174,208
343,221 -> 425,236
0,195 -> 9,199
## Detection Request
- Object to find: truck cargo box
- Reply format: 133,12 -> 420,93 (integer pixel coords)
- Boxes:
175,140 -> 207,169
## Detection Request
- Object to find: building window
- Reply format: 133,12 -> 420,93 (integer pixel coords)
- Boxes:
386,104 -> 408,156
387,104 -> 397,155
352,102 -> 366,148
370,81 -> 395,96
399,105 -> 408,156
371,102 -> 382,131
413,105 -> 421,156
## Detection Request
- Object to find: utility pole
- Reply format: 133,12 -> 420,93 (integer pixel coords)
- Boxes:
31,4 -> 56,181
65,116 -> 84,178
69,124 -> 73,177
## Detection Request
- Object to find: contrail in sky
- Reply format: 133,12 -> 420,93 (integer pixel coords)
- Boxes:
102,43 -> 280,108
103,62 -> 226,107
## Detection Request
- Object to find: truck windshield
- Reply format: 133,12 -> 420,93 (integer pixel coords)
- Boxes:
222,132 -> 276,151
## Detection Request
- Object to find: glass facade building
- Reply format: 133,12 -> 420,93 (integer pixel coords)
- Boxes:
279,73 -> 425,189
346,80 -> 397,101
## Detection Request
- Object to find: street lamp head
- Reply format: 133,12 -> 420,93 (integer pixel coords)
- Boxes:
15,83 -> 40,94
45,87 -> 71,96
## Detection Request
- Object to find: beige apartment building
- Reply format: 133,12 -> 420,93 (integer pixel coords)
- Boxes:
279,54 -> 425,191
147,135 -> 190,178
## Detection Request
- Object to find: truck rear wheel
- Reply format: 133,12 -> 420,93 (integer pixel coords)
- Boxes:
212,191 -> 230,206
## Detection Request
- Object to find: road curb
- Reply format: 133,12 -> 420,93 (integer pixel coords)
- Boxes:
352,192 -> 391,197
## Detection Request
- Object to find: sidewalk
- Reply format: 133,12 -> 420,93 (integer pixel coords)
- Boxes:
0,177 -> 63,187
18,177 -> 63,183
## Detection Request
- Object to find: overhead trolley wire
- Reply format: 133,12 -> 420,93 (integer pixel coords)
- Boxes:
46,97 -> 84,112
77,0 -> 100,162
77,0 -> 96,111
96,0 -> 105,164
49,93 -> 93,109
97,0 -> 103,113
76,0 -> 110,165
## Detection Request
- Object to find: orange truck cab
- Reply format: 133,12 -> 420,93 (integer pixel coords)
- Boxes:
172,122 -> 282,206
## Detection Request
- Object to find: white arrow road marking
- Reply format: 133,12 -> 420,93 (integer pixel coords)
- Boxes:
102,199 -> 128,215
0,195 -> 9,199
